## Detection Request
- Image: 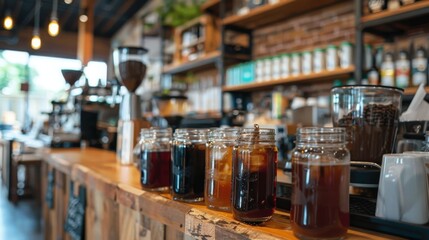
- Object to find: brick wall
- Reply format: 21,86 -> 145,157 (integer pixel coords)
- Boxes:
253,1 -> 355,58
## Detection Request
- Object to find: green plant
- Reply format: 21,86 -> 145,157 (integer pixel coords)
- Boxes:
159,0 -> 203,27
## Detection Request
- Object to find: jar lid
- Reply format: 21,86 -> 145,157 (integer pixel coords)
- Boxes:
314,48 -> 325,52
341,41 -> 353,46
327,44 -> 337,49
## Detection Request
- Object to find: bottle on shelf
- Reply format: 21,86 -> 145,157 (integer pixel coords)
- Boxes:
412,46 -> 428,87
368,0 -> 387,13
388,0 -> 401,10
381,52 -> 395,86
395,50 -> 410,88
367,47 -> 380,85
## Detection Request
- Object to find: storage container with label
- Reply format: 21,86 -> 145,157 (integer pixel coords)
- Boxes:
326,45 -> 339,71
313,48 -> 325,73
302,51 -> 312,75
340,42 -> 353,68
281,54 -> 291,78
291,53 -> 301,76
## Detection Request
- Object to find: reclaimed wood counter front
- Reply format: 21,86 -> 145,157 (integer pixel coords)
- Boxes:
41,148 -> 401,240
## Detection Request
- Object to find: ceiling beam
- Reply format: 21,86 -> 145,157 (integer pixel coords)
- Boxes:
99,0 -> 134,34
78,0 -> 96,66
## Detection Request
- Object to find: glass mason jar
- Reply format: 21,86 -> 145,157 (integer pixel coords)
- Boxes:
137,128 -> 172,191
232,125 -> 278,223
291,127 -> 350,240
205,128 -> 240,212
172,128 -> 209,202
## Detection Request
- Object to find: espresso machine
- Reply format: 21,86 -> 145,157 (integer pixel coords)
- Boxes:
113,46 -> 150,165
42,69 -> 84,147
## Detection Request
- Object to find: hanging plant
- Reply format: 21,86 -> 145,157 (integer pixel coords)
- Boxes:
158,0 -> 203,27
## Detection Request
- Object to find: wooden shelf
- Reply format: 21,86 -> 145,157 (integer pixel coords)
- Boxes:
201,0 -> 220,13
163,51 -> 220,75
222,0 -> 340,29
222,67 -> 354,92
362,1 -> 429,29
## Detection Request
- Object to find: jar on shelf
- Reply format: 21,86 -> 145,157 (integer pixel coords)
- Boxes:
137,128 -> 172,191
291,127 -> 350,240
232,124 -> 278,223
302,51 -> 313,75
340,42 -> 353,69
172,128 -> 209,202
263,57 -> 272,81
280,53 -> 291,78
255,59 -> 264,82
326,45 -> 339,71
272,55 -> 281,80
313,48 -> 325,73
205,128 -> 241,212
291,52 -> 301,76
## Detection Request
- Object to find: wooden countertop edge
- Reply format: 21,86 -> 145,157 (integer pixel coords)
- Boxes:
77,165 -> 118,200
43,148 -> 404,239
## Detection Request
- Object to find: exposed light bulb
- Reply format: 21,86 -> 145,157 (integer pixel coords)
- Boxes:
64,0 -> 72,4
48,19 -> 60,36
3,15 -> 13,30
79,14 -> 88,23
31,35 -> 41,50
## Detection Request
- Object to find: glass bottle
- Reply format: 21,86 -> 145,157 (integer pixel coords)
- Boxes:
232,124 -> 278,223
291,127 -> 350,240
381,52 -> 395,86
172,128 -> 209,202
412,46 -> 428,87
205,128 -> 240,212
367,47 -> 380,85
368,0 -> 386,13
395,50 -> 410,88
138,128 -> 172,191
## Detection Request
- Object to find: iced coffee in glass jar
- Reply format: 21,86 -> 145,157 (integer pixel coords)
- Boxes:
232,125 -> 278,223
291,127 -> 350,239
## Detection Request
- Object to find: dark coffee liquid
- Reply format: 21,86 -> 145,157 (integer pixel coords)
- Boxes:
140,151 -> 171,190
291,162 -> 349,239
232,147 -> 277,222
172,143 -> 206,201
337,103 -> 399,165
118,60 -> 147,92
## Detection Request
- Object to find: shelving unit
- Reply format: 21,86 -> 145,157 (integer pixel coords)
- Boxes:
361,1 -> 429,29
223,67 -> 355,92
221,0 -> 339,29
355,0 -> 429,82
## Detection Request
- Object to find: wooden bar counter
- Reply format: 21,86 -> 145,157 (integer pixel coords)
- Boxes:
41,148 -> 401,240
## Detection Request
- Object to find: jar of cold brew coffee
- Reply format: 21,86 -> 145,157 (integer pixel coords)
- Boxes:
291,127 -> 350,240
172,128 -> 209,202
205,128 -> 240,212
138,128 -> 172,191
232,124 -> 277,223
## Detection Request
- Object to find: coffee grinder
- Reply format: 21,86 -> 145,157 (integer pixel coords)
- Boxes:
331,85 -> 403,198
113,46 -> 150,165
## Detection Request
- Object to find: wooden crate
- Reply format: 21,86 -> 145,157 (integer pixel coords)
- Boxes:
173,14 -> 220,64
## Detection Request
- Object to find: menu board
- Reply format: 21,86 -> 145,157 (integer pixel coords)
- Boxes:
64,181 -> 86,240
45,169 -> 54,209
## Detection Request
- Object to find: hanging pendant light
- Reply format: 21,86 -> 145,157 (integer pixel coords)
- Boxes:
64,0 -> 73,4
3,10 -> 13,30
31,0 -> 42,50
48,0 -> 60,36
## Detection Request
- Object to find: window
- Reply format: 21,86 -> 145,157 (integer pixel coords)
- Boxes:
0,50 -> 107,129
